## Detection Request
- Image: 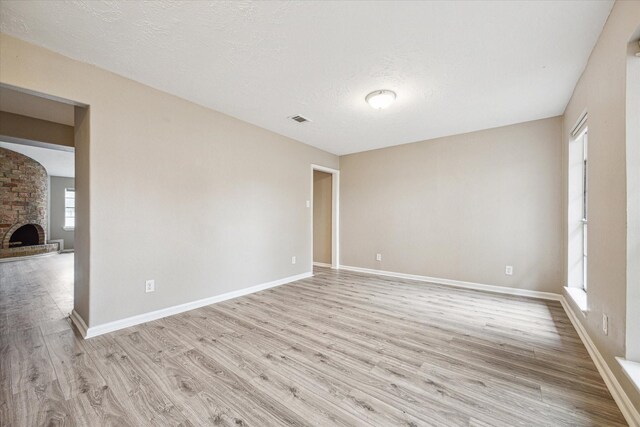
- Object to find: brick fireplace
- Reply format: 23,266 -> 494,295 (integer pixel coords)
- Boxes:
0,147 -> 59,259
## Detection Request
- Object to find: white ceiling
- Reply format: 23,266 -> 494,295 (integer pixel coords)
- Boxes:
0,141 -> 74,177
0,1 -> 613,155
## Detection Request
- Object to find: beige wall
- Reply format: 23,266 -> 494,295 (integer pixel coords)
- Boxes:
0,86 -> 75,126
561,0 -> 640,411
0,34 -> 338,327
49,176 -> 75,250
340,117 -> 562,293
0,111 -> 74,148
313,170 -> 332,264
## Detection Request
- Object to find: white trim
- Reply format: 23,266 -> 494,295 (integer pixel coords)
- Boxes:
570,110 -> 588,137
339,265 -> 562,300
564,286 -> 588,312
562,298 -> 640,426
617,358 -> 640,394
70,259 -> 639,423
70,309 -> 89,337
339,264 -> 639,424
310,164 -> 340,269
78,272 -> 312,339
313,262 -> 332,268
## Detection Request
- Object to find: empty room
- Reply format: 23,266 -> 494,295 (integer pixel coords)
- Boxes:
0,0 -> 639,426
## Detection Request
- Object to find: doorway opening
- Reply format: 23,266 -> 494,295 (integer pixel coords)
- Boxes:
311,164 -> 339,269
0,83 -> 88,335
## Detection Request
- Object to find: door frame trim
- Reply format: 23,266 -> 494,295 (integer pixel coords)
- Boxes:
310,164 -> 340,269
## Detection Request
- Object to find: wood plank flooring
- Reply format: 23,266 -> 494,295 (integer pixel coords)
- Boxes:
0,254 -> 627,426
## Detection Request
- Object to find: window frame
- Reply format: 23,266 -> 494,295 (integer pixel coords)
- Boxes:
63,187 -> 75,231
565,115 -> 588,312
581,130 -> 588,292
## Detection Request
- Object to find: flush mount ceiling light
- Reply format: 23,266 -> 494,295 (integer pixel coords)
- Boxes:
365,89 -> 396,109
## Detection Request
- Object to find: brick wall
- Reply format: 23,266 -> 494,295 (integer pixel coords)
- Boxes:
0,147 -> 48,249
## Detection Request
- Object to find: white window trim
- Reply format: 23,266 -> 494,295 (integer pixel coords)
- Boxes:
64,187 -> 75,231
618,42 -> 640,392
567,123 -> 588,297
617,358 -> 640,393
565,286 -> 587,313
581,130 -> 588,292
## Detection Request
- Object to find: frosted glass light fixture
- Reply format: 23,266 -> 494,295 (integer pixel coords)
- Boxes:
365,90 -> 396,109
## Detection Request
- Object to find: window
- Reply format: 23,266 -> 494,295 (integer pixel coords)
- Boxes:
566,114 -> 588,310
64,188 -> 75,230
581,130 -> 588,291
618,38 -> 640,386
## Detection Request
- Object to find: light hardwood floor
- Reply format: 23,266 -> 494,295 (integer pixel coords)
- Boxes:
0,254 -> 627,426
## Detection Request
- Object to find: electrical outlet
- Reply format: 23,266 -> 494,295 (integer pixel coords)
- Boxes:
306,200 -> 310,208
145,279 -> 155,293
505,265 -> 513,276
376,253 -> 382,261
291,256 -> 296,265
602,314 -> 608,335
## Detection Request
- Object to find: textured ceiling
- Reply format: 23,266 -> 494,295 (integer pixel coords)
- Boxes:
0,1 -> 613,155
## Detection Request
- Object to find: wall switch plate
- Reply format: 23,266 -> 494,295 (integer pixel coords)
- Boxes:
376,253 -> 382,261
145,279 -> 155,293
306,200 -> 310,208
291,256 -> 296,264
603,314 -> 608,335
505,265 -> 513,276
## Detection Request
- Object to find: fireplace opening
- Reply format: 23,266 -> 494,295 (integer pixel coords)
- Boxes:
9,224 -> 42,248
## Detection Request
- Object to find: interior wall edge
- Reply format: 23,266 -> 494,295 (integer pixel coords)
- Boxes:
559,0 -> 640,414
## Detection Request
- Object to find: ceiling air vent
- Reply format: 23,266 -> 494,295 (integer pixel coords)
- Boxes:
290,115 -> 310,123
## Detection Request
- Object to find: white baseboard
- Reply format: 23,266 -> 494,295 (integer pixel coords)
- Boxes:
70,309 -> 88,337
79,271 -> 312,339
313,262 -> 333,268
340,264 -> 639,425
338,265 -> 562,301
561,297 -> 640,427
71,262 -> 639,424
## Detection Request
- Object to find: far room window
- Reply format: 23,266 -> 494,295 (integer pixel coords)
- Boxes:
581,130 -> 588,291
566,113 -> 588,310
64,188 -> 75,230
